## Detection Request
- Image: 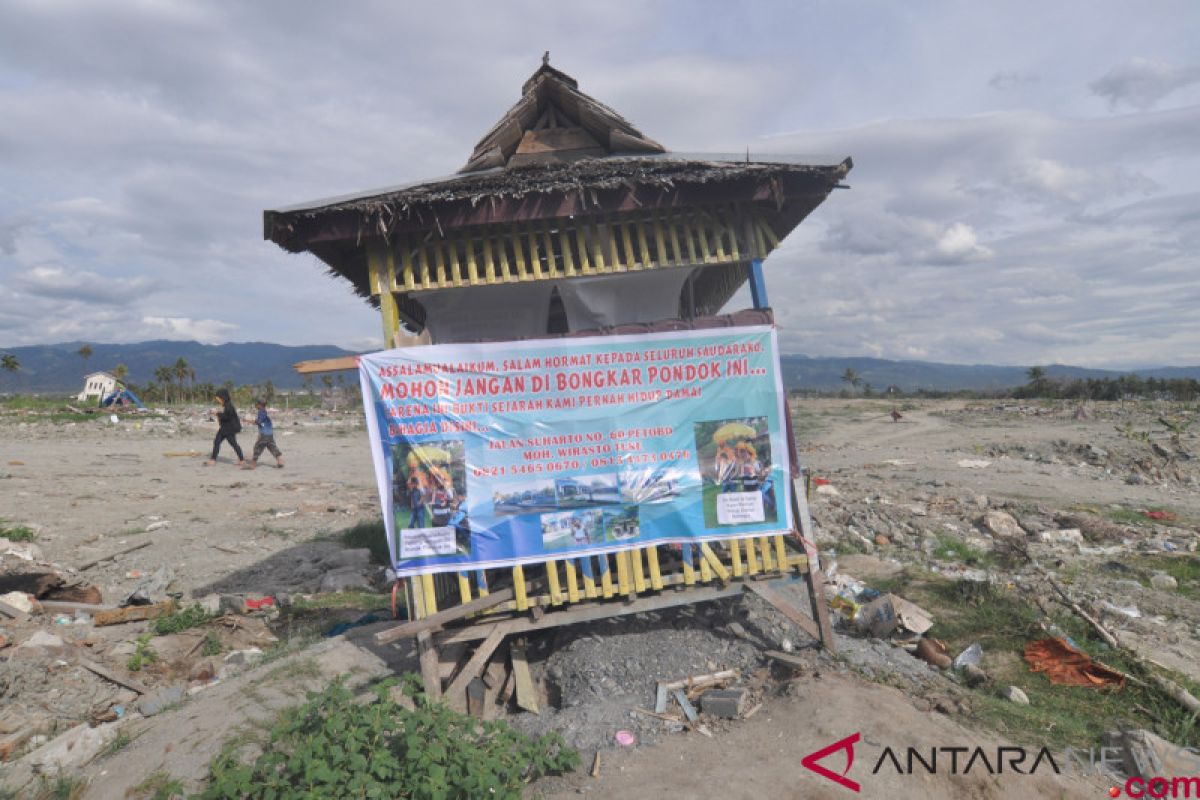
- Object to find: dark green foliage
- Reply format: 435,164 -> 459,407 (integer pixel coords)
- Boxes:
338,520 -> 390,566
196,676 -> 578,799
151,605 -> 215,636
0,521 -> 37,541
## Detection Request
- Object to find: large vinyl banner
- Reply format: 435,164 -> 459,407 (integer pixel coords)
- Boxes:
359,325 -> 792,577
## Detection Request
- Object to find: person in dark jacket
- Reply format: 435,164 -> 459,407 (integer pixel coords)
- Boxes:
204,388 -> 244,466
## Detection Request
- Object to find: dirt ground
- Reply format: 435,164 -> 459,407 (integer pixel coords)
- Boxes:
2,398 -> 1197,798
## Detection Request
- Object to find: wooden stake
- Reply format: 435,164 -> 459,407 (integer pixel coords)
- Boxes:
511,641 -> 539,714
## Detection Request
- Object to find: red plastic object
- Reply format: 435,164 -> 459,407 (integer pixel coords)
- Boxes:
1144,510 -> 1177,521
812,477 -> 830,487
244,596 -> 275,610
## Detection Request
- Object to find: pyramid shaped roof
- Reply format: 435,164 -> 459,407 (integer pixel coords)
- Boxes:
460,55 -> 664,172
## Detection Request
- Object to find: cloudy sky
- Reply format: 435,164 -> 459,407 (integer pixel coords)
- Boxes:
1,1 -> 1197,367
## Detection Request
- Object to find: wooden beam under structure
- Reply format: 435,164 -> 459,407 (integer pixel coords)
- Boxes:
293,356 -> 359,375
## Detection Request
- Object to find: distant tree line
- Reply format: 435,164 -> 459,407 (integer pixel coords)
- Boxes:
793,365 -> 1200,402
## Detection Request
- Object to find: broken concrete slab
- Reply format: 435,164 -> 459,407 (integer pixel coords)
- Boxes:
700,688 -> 747,718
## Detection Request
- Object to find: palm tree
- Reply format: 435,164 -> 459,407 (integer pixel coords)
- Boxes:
77,344 -> 93,374
113,363 -> 129,386
841,367 -> 861,394
1026,366 -> 1047,397
154,366 -> 174,403
2,353 -> 20,391
173,358 -> 190,405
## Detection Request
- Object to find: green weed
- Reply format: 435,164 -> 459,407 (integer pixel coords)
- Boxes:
194,676 -> 578,799
127,633 -> 158,672
0,521 -> 36,541
129,770 -> 185,800
931,533 -> 992,567
151,604 -> 215,636
201,631 -> 223,657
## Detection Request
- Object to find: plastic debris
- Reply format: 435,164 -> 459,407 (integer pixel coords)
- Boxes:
1102,601 -> 1142,619
614,730 -> 636,746
953,643 -> 983,670
915,637 -> 952,669
1024,638 -> 1125,688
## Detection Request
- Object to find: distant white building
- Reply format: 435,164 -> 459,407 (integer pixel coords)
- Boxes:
78,371 -> 119,403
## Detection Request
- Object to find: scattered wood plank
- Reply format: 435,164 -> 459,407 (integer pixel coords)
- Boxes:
590,751 -> 601,778
93,599 -> 175,627
0,599 -> 29,622
764,650 -> 808,670
744,702 -> 764,719
78,658 -> 149,695
417,630 -> 442,700
511,641 -> 539,714
632,707 -> 681,722
293,356 -> 359,375
436,583 -> 743,646
672,688 -> 698,723
481,657 -> 508,721
374,588 -> 515,645
38,601 -> 116,616
744,582 -> 821,643
444,628 -> 506,711
654,683 -> 669,714
661,669 -> 737,692
78,540 -> 151,571
498,665 -> 516,707
466,678 -> 487,719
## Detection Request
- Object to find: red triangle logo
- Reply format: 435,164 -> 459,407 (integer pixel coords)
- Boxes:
801,732 -> 861,792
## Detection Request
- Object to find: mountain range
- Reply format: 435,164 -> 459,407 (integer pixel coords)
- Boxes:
1,340 -> 1198,393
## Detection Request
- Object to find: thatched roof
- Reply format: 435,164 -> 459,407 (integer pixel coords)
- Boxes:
461,54 -> 664,172
261,59 -> 852,320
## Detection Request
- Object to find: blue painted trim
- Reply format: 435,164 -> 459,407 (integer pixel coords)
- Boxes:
748,258 -> 769,309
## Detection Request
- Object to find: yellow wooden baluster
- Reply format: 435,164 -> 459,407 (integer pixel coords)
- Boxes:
513,565 -> 528,611
745,536 -> 760,574
635,217 -> 653,268
758,537 -> 775,572
698,550 -> 713,583
631,548 -> 647,593
681,547 -> 697,585
447,239 -> 463,287
600,555 -> 615,598
465,236 -> 480,283
481,234 -> 497,283
700,543 -> 730,583
510,224 -> 528,280
558,224 -> 577,277
564,560 -> 580,603
729,538 -> 744,577
645,546 -> 664,590
774,535 -> 788,572
457,572 -> 472,605
546,560 -> 562,605
541,221 -> 557,276
421,573 -> 437,614
652,211 -> 669,267
581,559 -> 598,599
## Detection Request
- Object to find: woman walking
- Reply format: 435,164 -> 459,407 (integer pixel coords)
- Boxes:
204,388 -> 244,466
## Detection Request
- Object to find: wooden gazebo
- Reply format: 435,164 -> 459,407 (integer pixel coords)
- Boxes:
265,59 -> 850,700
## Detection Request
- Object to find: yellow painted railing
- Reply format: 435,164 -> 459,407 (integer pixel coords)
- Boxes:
407,535 -> 808,620
376,204 -> 779,295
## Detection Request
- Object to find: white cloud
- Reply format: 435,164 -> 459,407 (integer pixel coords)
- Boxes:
141,316 -> 238,344
930,223 -> 992,263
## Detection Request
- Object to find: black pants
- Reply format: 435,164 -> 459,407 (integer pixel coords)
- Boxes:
211,430 -> 244,461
